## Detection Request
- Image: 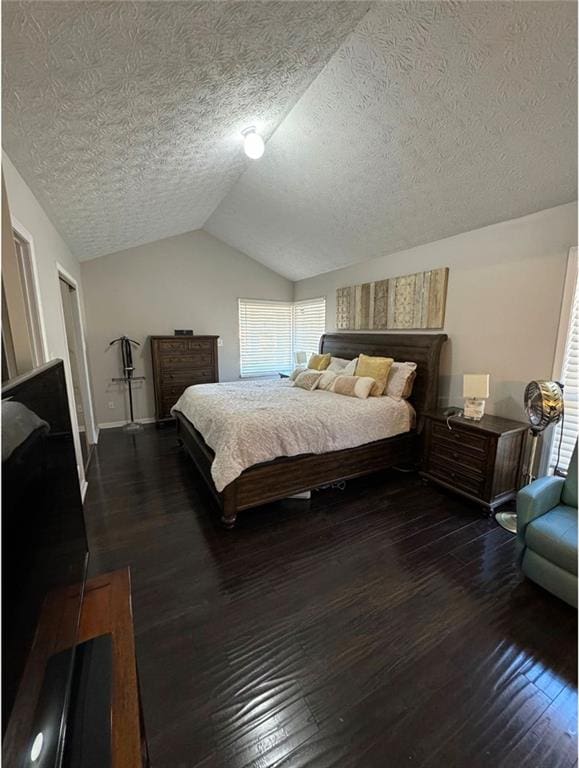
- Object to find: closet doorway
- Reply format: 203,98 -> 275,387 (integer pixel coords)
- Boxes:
57,267 -> 97,476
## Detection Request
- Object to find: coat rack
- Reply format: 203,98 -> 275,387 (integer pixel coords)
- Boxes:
109,336 -> 145,432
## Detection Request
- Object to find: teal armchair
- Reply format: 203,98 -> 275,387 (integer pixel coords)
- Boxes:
517,442 -> 577,608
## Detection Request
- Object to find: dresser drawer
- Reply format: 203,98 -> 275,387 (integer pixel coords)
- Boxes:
427,457 -> 484,498
159,368 -> 214,385
157,339 -> 188,354
159,353 -> 213,371
160,383 -> 193,400
157,338 -> 213,355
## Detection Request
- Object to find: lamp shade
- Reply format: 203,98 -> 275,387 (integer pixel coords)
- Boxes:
463,374 -> 490,399
295,351 -> 308,365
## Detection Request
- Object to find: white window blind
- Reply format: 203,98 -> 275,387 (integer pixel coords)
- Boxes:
293,298 -> 326,361
238,297 -> 326,377
550,267 -> 578,474
239,299 -> 293,377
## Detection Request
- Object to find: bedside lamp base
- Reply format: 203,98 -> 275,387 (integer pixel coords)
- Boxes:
463,397 -> 486,421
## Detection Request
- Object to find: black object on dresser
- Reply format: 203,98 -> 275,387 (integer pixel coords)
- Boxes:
150,335 -> 219,423
421,410 -> 528,513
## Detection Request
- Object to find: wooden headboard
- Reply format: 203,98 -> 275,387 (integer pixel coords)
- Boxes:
320,332 -> 448,420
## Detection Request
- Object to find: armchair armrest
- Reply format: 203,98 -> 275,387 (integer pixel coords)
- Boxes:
517,476 -> 566,543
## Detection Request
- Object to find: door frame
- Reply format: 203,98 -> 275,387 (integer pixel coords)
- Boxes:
11,216 -> 49,366
56,262 -> 98,499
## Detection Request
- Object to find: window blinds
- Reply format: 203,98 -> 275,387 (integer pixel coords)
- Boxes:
293,298 -> 326,361
238,297 -> 326,377
239,299 -> 293,377
550,274 -> 578,474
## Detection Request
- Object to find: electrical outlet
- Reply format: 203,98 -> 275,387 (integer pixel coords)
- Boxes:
108,401 -> 115,409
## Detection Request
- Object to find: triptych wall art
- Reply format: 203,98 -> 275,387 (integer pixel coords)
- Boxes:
336,267 -> 449,330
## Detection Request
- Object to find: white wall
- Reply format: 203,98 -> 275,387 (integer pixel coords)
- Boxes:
3,154 -> 85,359
294,203 -> 578,421
2,152 -> 95,489
81,229 -> 293,426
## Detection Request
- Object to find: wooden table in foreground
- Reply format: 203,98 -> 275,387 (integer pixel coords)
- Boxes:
3,567 -> 148,768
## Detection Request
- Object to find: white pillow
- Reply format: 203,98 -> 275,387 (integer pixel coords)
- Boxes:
386,362 -> 417,400
327,356 -> 352,373
343,358 -> 358,376
318,370 -> 338,391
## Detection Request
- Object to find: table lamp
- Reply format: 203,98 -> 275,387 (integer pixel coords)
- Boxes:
463,374 -> 490,420
295,351 -> 308,366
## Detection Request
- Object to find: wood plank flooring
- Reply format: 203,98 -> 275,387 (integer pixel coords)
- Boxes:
84,426 -> 577,768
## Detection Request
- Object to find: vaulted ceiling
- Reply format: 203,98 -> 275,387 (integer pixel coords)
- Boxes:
207,1 -> 578,279
3,1 -> 577,279
2,0 -> 371,260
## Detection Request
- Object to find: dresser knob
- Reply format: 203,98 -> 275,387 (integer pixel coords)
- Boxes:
453,452 -> 459,459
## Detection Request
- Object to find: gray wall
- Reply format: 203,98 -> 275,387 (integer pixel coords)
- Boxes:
294,203 -> 577,420
81,229 -> 293,426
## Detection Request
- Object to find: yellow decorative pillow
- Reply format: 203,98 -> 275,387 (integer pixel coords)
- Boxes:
307,353 -> 331,371
355,354 -> 394,396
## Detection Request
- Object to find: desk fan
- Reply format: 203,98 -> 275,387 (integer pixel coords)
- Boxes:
495,380 -> 564,533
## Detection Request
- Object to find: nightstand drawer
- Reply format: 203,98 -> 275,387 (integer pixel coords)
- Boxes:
431,422 -> 488,455
431,442 -> 487,477
427,457 -> 484,497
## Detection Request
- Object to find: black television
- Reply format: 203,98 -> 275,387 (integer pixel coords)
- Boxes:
2,360 -> 90,767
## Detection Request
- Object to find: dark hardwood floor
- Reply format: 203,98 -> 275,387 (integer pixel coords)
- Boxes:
84,426 -> 578,768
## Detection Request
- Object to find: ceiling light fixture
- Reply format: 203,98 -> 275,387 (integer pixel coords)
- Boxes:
241,126 -> 265,160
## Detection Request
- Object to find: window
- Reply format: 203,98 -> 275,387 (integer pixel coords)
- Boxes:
550,247 -> 578,474
239,299 -> 293,377
292,298 -> 327,362
239,297 -> 326,377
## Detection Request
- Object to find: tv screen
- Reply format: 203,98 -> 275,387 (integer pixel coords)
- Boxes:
2,360 -> 88,766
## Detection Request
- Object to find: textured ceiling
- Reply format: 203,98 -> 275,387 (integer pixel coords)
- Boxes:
206,1 -> 578,280
2,0 -> 371,260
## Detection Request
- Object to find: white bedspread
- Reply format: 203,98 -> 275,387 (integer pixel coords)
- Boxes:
172,379 -> 413,492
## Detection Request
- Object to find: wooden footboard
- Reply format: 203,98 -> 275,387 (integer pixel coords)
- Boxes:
176,411 -> 416,527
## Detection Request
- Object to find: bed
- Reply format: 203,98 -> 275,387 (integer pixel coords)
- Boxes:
174,332 -> 447,527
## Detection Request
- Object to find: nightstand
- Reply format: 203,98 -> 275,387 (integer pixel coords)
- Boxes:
421,410 -> 528,514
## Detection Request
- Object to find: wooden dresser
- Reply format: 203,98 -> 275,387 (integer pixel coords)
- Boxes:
421,410 -> 528,513
150,335 -> 219,422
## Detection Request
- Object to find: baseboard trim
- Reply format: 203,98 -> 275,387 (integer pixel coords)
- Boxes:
98,417 -> 157,430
